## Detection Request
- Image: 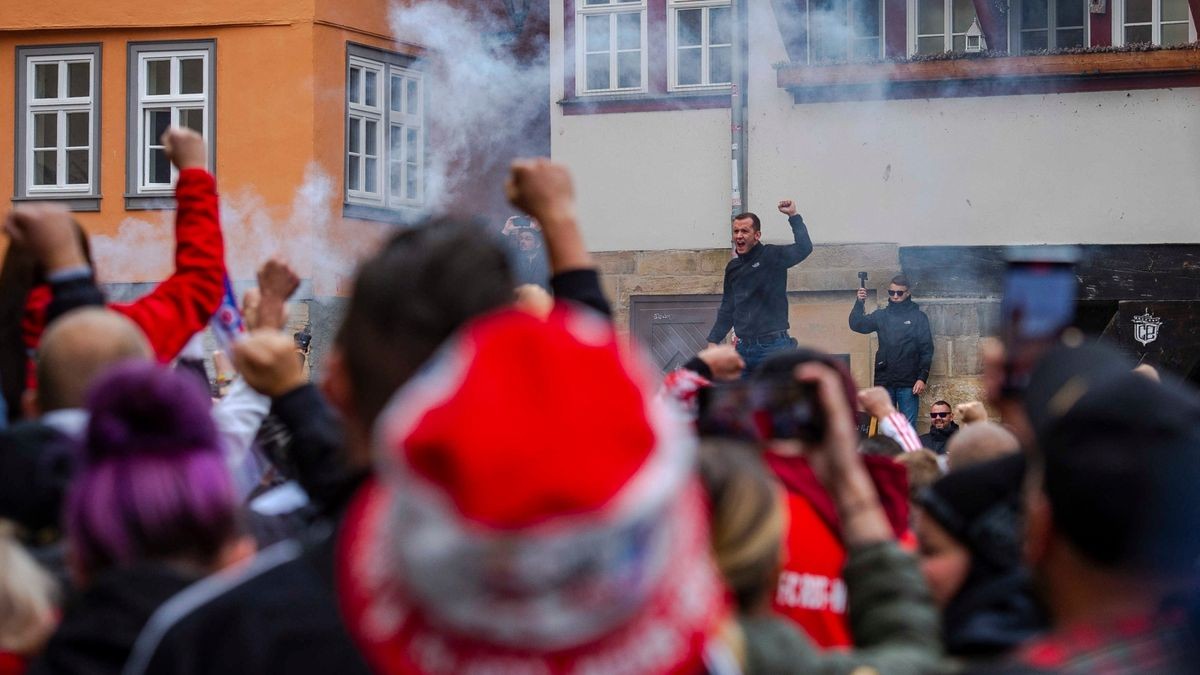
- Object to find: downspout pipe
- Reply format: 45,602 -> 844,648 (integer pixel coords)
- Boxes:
730,0 -> 750,220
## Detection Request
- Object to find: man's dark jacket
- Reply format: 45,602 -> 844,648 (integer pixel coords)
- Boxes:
920,421 -> 959,455
849,298 -> 934,388
707,215 -> 813,344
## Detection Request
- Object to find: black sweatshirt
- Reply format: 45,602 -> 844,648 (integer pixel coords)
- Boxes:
707,214 -> 813,344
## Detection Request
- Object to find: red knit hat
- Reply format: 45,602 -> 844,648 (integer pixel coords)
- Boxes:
336,306 -> 727,675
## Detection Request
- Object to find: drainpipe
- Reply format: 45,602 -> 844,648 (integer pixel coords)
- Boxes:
730,0 -> 749,220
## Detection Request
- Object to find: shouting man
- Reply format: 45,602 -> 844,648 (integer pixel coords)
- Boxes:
850,274 -> 933,426
706,200 -> 813,372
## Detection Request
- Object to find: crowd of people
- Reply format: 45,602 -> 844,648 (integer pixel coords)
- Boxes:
1,126 -> 1199,675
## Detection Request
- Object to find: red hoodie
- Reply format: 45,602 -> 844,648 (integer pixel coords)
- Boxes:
764,452 -> 910,648
21,168 -> 226,376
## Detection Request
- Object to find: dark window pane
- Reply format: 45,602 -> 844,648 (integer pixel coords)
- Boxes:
1125,23 -> 1153,43
406,128 -> 419,162
918,0 -> 944,35
1162,22 -> 1190,44
677,48 -> 702,85
365,70 -> 378,107
953,0 -> 976,32
348,156 -> 360,191
852,0 -> 882,37
677,9 -> 703,47
1163,0 -> 1189,22
68,61 -> 89,98
349,67 -> 361,104
67,149 -> 88,184
147,59 -> 171,95
349,118 -> 361,153
953,34 -> 966,51
917,35 -> 945,53
586,14 -> 610,51
852,37 -> 881,59
1056,27 -> 1085,47
617,12 -> 641,50
364,158 -> 378,193
617,51 -> 641,88
390,125 -> 403,156
1021,0 -> 1049,29
149,109 -> 171,144
710,7 -> 732,44
391,76 -> 403,112
67,112 -> 89,147
406,164 -> 419,200
1056,0 -> 1085,26
586,53 -> 610,90
180,109 -> 204,136
34,151 -> 56,185
150,147 -> 171,184
365,120 -> 378,155
181,58 -> 203,94
709,45 -> 732,83
390,163 -> 402,197
34,113 -> 56,148
1022,29 -> 1049,51
1125,0 -> 1152,23
407,79 -> 419,113
34,63 -> 58,99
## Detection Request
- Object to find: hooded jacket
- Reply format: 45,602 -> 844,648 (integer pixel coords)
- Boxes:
920,421 -> 960,455
849,298 -> 933,388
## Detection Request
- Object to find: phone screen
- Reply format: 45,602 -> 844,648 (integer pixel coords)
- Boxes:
1001,252 -> 1079,394
696,381 -> 823,442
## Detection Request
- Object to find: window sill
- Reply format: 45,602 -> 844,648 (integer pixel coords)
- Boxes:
12,194 -> 101,212
125,194 -> 176,211
559,91 -> 730,115
776,49 -> 1200,102
342,202 -> 423,225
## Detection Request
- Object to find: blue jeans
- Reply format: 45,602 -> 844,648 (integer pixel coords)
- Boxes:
888,386 -> 919,428
736,334 -> 799,375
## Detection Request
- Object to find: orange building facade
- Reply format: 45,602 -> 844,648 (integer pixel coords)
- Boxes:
1,0 -> 549,296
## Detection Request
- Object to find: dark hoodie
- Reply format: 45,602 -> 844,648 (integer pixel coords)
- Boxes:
920,421 -> 960,455
849,297 -> 934,388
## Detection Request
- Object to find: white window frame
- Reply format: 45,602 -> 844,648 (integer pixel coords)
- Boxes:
15,45 -> 101,208
909,0 -> 979,54
668,0 -> 734,91
575,0 -> 649,95
806,0 -> 886,63
1009,0 -> 1090,51
345,47 -> 425,213
126,41 -> 214,208
1113,0 -> 1196,44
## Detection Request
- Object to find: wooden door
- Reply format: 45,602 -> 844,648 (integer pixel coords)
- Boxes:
630,295 -> 723,373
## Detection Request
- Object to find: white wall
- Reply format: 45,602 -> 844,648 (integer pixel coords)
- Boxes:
551,1 -> 1200,251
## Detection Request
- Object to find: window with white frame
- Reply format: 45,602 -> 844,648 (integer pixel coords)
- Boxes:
1120,0 -> 1195,44
345,46 -> 423,211
15,46 -> 101,204
809,0 -> 884,62
670,0 -> 733,89
914,0 -> 979,53
126,41 -> 214,204
577,0 -> 647,94
1012,0 -> 1087,52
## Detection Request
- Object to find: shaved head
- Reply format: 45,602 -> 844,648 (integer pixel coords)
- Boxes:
946,421 -> 1020,473
35,309 -> 152,413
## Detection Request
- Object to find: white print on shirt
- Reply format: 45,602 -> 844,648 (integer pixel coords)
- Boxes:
775,572 -> 847,614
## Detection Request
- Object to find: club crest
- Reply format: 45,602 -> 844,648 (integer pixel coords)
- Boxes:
1132,308 -> 1163,346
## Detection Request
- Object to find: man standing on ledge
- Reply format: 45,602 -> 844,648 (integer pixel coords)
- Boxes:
706,200 -> 813,372
850,274 -> 933,427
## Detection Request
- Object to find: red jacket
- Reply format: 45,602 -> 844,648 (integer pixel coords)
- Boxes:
22,168 -> 226,368
765,452 -> 910,649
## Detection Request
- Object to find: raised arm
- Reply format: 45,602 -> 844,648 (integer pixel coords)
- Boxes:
848,288 -> 878,334
110,128 -> 226,362
775,199 -> 813,267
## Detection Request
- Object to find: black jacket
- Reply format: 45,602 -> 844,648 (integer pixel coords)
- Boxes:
920,422 -> 960,455
707,215 -> 813,344
849,298 -> 934,388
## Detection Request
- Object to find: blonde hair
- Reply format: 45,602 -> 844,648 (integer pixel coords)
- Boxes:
0,527 -> 59,654
895,449 -> 943,501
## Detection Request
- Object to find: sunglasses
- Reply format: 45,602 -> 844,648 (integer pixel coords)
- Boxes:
887,290 -> 907,296
930,412 -> 950,418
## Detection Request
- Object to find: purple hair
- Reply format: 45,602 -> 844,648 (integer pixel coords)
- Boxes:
66,361 -> 237,575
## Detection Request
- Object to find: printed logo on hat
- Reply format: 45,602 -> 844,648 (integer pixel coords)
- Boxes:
1132,308 -> 1163,346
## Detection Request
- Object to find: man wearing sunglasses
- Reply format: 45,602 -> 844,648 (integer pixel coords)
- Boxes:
918,401 -> 959,455
850,275 -> 933,427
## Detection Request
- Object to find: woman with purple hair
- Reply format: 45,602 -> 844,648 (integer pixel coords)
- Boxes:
27,362 -> 252,675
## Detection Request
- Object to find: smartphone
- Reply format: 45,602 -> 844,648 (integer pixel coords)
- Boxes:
512,216 -> 533,228
1000,246 -> 1080,395
696,380 -> 824,443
